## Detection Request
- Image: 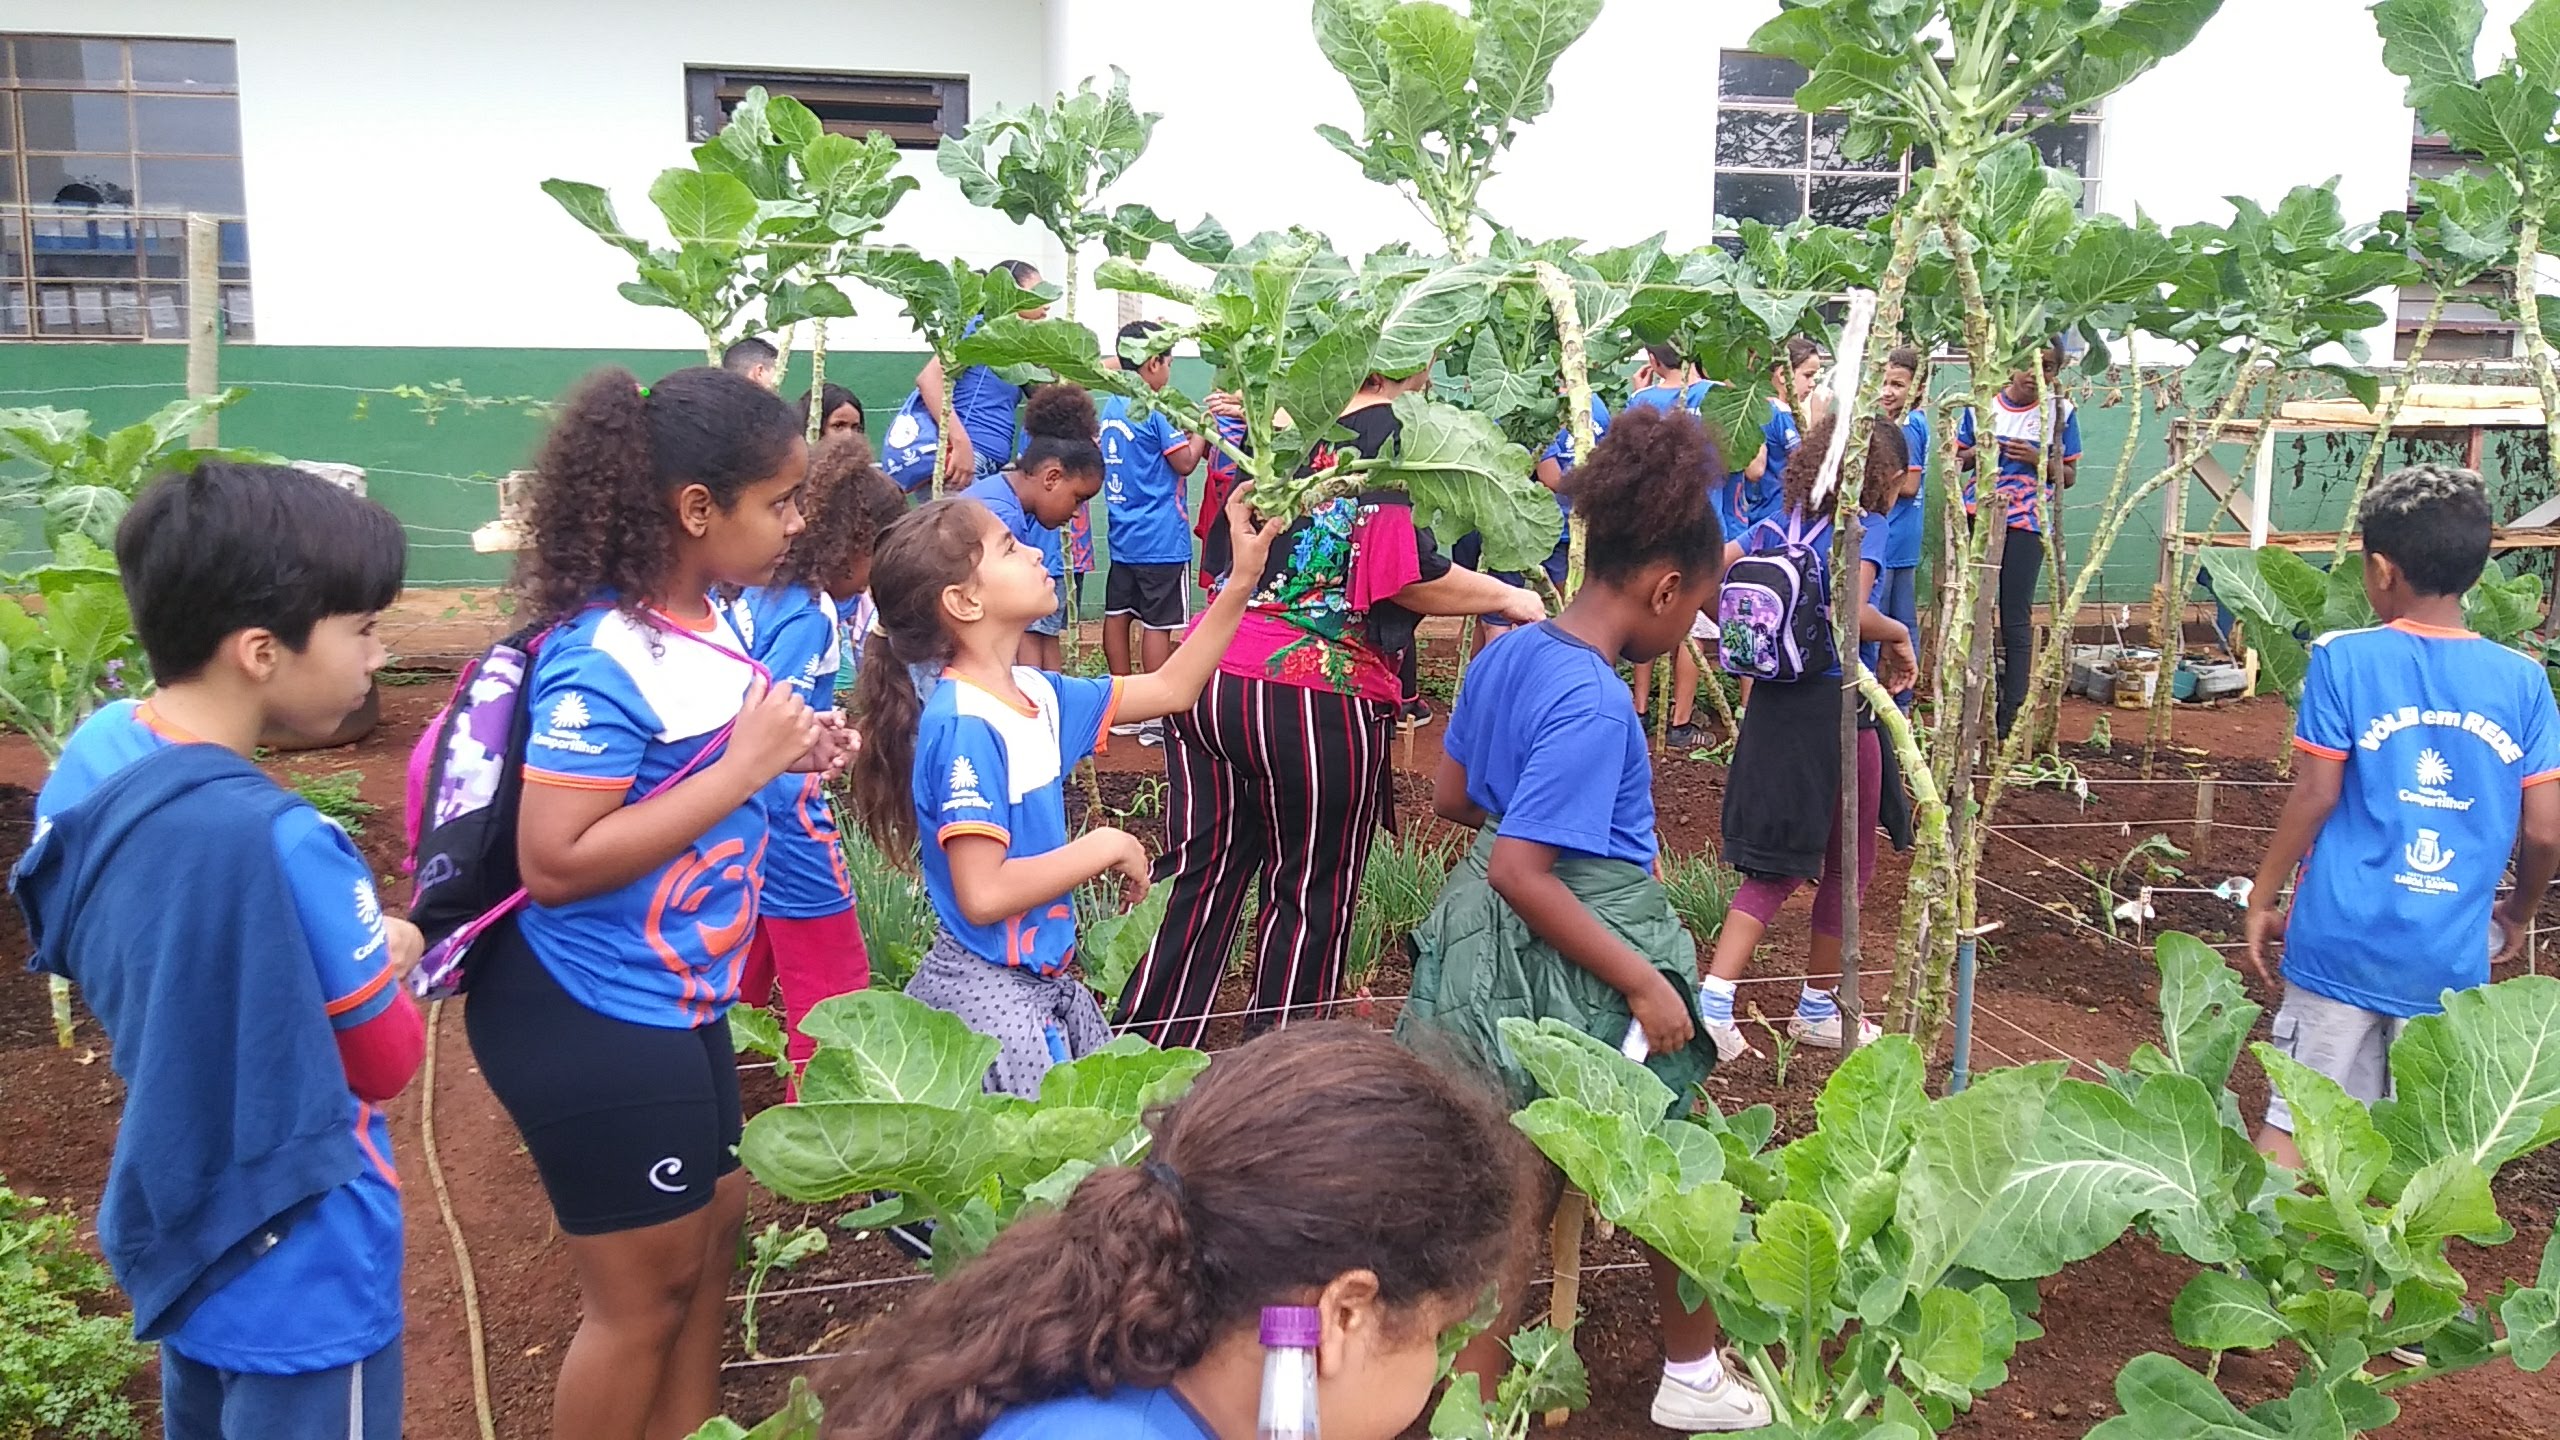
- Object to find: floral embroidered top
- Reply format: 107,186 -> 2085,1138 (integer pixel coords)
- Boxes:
1216,404 -> 1447,705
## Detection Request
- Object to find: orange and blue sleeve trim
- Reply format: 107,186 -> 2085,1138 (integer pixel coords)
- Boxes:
2526,768 -> 2560,787
2291,736 -> 2349,761
324,958 -> 400,1024
523,767 -> 636,792
1093,679 -> 1127,754
939,820 -> 1012,848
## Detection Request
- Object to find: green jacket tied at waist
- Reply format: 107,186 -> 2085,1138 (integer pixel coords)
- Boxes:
1395,826 -> 1718,1115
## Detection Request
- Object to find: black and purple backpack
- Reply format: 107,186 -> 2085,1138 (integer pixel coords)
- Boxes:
1717,511 -> 1836,684
403,622 -> 555,998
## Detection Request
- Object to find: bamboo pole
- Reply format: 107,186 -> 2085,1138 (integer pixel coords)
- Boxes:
1814,288 -> 1881,1051
1542,1190 -> 1588,1428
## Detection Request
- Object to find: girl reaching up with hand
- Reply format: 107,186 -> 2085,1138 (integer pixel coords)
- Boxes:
465,365 -> 845,1440
848,407 -> 1286,1098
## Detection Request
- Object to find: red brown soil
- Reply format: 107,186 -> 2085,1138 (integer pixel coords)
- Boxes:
3,622 -> 2554,1439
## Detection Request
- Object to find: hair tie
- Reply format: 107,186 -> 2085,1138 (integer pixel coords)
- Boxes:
1143,1157 -> 1186,1207
635,383 -> 651,399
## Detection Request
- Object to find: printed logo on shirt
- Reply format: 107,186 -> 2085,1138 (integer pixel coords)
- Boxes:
2359,705 -> 2526,765
532,692 -> 609,757
354,879 -> 383,931
2396,827 -> 2461,894
2400,747 -> 2475,813
943,756 -> 993,813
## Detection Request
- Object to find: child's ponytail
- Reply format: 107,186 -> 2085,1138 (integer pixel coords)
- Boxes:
845,498 -> 991,857
821,1025 -> 1535,1440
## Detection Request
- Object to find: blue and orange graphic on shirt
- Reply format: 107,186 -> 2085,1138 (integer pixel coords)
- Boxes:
1956,394 -> 2080,535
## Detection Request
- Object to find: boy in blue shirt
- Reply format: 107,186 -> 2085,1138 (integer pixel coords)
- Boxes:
15,463 -> 420,1439
1876,345 -> 1930,708
1099,320 -> 1210,745
2244,463 -> 2560,1170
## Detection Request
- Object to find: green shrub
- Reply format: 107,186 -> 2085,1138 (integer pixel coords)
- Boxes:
839,819 -> 933,992
0,1183 -> 147,1440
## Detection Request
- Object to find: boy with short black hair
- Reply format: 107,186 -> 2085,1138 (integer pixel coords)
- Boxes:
2244,463 -> 2560,1169
1099,319 -> 1209,746
14,462 -> 421,1439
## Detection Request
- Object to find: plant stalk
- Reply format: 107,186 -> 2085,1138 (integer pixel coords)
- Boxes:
2328,289 -> 2445,567
2516,207 -> 2560,469
1531,262 -> 1597,599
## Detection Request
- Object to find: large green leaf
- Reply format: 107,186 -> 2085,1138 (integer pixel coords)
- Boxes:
2371,975 -> 2560,1174
738,1100 -> 996,1205
2427,71 -> 2560,170
1498,1016 -> 1676,1124
1470,0 -> 1602,129
542,179 -> 651,259
2375,0 -> 2486,104
649,168 -> 761,250
1378,395 -> 1549,573
1076,882 -> 1173,1010
2168,1270 -> 2290,1353
793,990 -> 1000,1108
1370,258 -> 1504,378
1034,1034 -> 1207,1117
1622,1178 -> 1745,1291
1898,1063 -> 2066,1292
1739,1199 -> 1840,1317
2463,566 -> 2545,644
1814,1034 -> 1931,1181
2151,932 -> 2263,1093
2521,0 -> 2560,92
1513,1099 -> 1674,1219
1312,0 -> 1397,111
2510,1235 -> 2560,1369
1961,1071 -> 2234,1277
1898,1286 -> 1988,1405
2256,547 -> 2330,633
2256,1045 -> 2389,1211
1376,1 -> 1479,136
41,581 -> 132,674
2087,1352 -> 2281,1439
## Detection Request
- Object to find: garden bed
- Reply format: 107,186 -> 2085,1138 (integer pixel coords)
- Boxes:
1,667 -> 2554,1439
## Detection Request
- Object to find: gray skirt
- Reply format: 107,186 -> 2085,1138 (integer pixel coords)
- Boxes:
904,931 -> 1111,1098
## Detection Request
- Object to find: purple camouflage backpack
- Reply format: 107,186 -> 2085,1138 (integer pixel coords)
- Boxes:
1717,511 -> 1836,684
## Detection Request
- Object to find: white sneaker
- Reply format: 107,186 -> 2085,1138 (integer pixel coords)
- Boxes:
1137,718 -> 1165,747
1109,721 -> 1144,737
1651,1359 -> 1772,1432
1704,1018 -> 1757,1063
1788,1012 -> 1883,1049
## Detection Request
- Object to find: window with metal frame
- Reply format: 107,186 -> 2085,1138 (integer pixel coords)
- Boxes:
2,33 -> 250,342
684,65 -> 969,150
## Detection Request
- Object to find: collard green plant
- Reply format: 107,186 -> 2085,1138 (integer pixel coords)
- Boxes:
2203,545 -> 2543,705
0,1182 -> 148,1440
852,254 -> 1061,492
1428,1323 -> 1590,1440
2086,941 -> 2560,1439
1073,878 -> 1172,1011
736,990 -> 1208,1274
682,1379 -> 824,1440
738,1222 -> 827,1360
0,391 -> 265,557
1311,0 -> 1605,257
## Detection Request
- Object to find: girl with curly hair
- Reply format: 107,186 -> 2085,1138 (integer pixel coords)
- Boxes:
466,365 -> 845,1440
1400,403 -> 1770,1433
717,433 -> 907,1085
1696,415 -> 1919,1067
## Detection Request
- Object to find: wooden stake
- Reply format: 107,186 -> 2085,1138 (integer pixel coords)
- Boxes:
2193,778 -> 2216,866
1543,1190 -> 1588,1428
185,213 -> 221,445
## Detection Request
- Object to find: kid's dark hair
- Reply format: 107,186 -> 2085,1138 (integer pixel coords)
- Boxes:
997,258 -> 1039,285
116,462 -> 406,682
1782,414 -> 1909,520
1644,341 -> 1687,373
1118,318 -> 1171,363
1016,383 -> 1103,478
799,382 -> 864,431
1568,405 -> 1725,584
1774,335 -> 1823,371
1886,344 -> 1923,374
847,498 -> 989,854
722,335 -> 778,373
775,434 -> 906,593
2359,463 -> 2493,597
514,366 -> 803,622
819,1024 -> 1531,1440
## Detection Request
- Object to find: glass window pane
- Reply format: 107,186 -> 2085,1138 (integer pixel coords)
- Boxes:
36,281 -> 129,336
1715,171 -> 1805,228
0,218 -> 22,280
221,283 -> 252,339
105,282 -> 142,335
0,95 -> 13,151
135,95 -> 239,154
137,157 -> 244,214
1715,110 -> 1805,170
144,283 -> 185,338
0,156 -> 14,207
20,92 -> 132,151
129,40 -> 236,92
219,220 -> 250,279
13,38 -> 125,88
1811,115 -> 1900,173
1,283 -> 28,337
31,213 -> 138,279
27,154 -> 137,209
1719,51 -> 1807,104
1809,174 -> 1900,228
2030,122 -> 2092,175
141,218 -> 188,278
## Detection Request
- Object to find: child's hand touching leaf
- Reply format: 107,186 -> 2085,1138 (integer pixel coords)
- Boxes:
1220,483 -> 1291,583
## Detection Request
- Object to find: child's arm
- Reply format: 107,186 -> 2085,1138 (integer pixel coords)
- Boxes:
1433,751 -> 1489,829
337,993 -> 425,1103
1486,837 -> 1694,1055
1113,489 -> 1289,723
519,677 -> 820,906
943,829 -> 1149,922
2496,781 -> 2560,961
1392,566 -> 1549,624
915,355 -> 976,481
1856,558 -> 1916,692
2244,753 -> 2344,986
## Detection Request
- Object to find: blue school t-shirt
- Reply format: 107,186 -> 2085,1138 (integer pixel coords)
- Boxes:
1764,397 -> 1804,479
1099,396 -> 1192,566
1956,395 -> 2080,535
40,702 -> 404,1373
968,471 -> 1064,583
2284,621 -> 2560,1017
1445,623 -> 1657,867
1537,395 -> 1615,472
953,314 -> 1025,465
982,1387 -> 1215,1440
519,604 -> 767,1028
1886,410 -> 1930,570
914,669 -> 1124,975
721,584 -> 853,920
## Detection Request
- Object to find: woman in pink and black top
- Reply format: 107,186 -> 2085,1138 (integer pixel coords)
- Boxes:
1115,370 -> 1547,1047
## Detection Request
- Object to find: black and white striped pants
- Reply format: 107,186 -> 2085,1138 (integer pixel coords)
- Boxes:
1113,668 -> 1395,1048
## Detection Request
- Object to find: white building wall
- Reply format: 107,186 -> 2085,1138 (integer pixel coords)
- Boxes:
53,0 -> 1055,349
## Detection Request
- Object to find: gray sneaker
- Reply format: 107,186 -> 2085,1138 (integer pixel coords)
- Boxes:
1137,718 -> 1165,747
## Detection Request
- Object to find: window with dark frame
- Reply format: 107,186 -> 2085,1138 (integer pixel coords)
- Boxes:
684,65 -> 968,150
2,33 -> 250,342
1713,51 -> 2100,237
2401,118 -> 2517,362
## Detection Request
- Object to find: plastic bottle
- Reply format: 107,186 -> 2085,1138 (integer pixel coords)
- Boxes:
1256,1305 -> 1322,1440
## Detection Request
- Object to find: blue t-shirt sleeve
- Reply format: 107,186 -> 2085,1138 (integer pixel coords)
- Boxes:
2295,642 -> 2353,758
524,643 -> 653,789
1955,408 -> 1976,451
1145,408 -> 1185,455
1051,673 -> 1123,759
1497,699 -> 1627,856
761,601 -> 838,700
1861,513 -> 1892,570
2518,664 -> 2560,783
1907,412 -> 1931,470
922,714 -> 1012,846
2060,406 -> 2083,460
272,808 -> 399,1030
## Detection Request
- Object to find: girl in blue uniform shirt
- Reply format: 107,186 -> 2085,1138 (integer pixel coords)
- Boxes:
1876,346 -> 1930,708
467,366 -> 848,1440
847,432 -> 1284,1097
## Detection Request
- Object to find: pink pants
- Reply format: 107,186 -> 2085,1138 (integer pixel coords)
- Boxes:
1731,728 -> 1882,941
739,909 -> 871,1092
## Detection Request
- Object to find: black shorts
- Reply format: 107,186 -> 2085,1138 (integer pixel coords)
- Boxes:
1105,561 -> 1190,630
462,921 -> 742,1236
